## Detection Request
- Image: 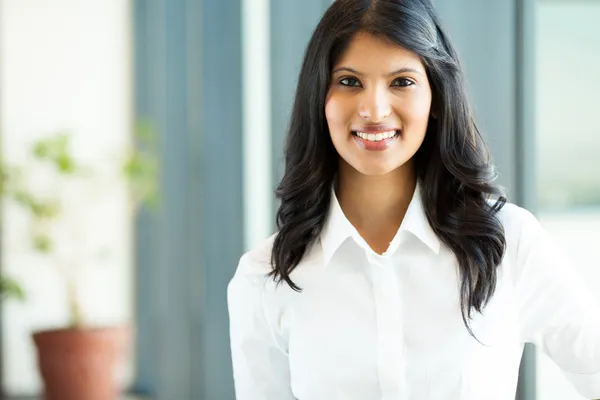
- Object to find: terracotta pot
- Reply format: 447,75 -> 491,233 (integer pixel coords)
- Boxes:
32,325 -> 130,400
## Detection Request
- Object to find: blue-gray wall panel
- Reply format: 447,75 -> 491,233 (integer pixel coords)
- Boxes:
134,0 -> 242,397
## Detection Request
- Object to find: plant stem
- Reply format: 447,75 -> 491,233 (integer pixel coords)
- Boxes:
67,277 -> 83,328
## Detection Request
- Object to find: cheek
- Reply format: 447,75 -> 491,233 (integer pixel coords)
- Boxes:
325,95 -> 353,133
402,89 -> 431,115
400,93 -> 432,136
413,91 -> 433,120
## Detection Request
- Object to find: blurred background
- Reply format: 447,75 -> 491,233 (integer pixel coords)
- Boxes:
0,0 -> 598,399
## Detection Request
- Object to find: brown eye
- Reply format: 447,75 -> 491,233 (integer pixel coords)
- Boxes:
340,77 -> 361,87
392,78 -> 415,87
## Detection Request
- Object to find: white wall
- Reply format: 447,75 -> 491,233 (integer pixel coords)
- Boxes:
0,0 -> 134,395
535,2 -> 600,399
536,212 -> 600,400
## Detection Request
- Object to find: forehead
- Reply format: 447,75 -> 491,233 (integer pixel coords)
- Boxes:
333,31 -> 425,72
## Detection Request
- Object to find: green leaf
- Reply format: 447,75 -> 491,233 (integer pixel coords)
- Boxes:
34,202 -> 60,219
13,191 -> 60,220
0,276 -> 26,302
33,234 -> 52,253
57,154 -> 76,173
123,120 -> 160,211
12,190 -> 35,208
32,133 -> 81,175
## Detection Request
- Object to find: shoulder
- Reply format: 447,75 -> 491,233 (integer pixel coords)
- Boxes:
235,233 -> 277,277
227,233 -> 309,336
495,201 -> 542,239
227,234 -> 277,313
494,201 -> 549,267
228,234 -> 276,296
228,231 -> 324,303
232,231 -> 323,281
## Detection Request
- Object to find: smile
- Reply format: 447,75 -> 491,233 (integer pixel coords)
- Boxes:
350,129 -> 400,151
351,130 -> 400,142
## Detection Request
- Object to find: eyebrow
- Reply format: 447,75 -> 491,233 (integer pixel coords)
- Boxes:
332,66 -> 425,76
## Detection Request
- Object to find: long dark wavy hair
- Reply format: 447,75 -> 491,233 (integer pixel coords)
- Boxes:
270,0 -> 507,335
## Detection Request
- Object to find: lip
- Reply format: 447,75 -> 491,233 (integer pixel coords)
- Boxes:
352,129 -> 400,151
351,124 -> 401,134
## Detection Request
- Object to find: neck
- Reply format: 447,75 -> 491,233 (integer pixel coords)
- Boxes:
335,160 -> 416,254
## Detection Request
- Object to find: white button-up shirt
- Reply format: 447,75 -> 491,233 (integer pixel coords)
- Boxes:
228,186 -> 600,399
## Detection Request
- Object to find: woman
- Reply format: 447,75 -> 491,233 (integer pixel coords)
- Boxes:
228,0 -> 600,399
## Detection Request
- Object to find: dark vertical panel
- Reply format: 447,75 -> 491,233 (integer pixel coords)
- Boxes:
133,0 -> 163,393
270,1 -> 330,193
434,1 -> 518,195
185,0 -> 207,396
161,1 -> 192,396
515,0 -> 537,210
134,0 -> 193,396
199,0 -> 243,398
133,0 -> 243,397
515,0 -> 538,399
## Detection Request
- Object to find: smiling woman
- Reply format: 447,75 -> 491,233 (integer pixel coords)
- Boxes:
227,0 -> 600,399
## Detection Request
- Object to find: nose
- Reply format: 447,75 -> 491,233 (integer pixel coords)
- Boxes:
358,85 -> 392,122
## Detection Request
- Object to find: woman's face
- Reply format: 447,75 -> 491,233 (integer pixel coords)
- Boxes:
325,32 -> 433,176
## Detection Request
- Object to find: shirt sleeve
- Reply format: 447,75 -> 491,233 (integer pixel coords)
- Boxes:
227,255 -> 296,400
514,210 -> 600,398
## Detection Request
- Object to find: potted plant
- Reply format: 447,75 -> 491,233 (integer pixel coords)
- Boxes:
0,122 -> 158,400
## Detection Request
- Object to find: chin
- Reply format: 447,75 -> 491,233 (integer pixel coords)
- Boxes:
351,160 -> 405,176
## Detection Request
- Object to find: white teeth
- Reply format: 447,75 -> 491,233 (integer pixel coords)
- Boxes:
355,130 -> 397,142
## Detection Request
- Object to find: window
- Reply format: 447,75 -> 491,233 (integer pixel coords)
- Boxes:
535,1 -> 600,399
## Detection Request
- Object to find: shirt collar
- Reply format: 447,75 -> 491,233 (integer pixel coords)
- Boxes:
320,181 -> 441,267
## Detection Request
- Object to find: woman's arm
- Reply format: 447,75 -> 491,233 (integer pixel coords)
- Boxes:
227,255 -> 296,400
513,209 -> 600,399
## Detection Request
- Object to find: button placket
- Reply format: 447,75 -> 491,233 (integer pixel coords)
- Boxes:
367,253 -> 407,400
